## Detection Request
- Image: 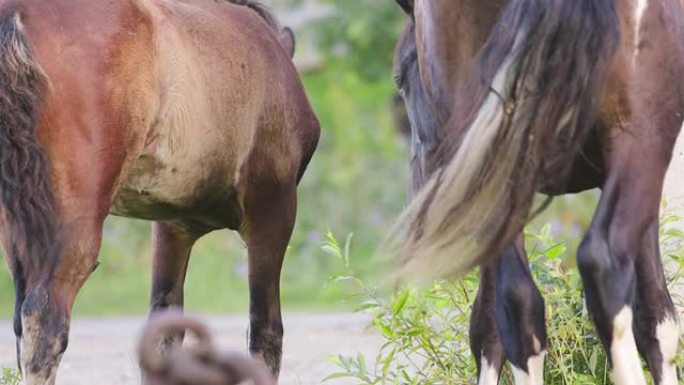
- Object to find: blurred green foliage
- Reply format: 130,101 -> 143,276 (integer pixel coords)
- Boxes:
301,0 -> 406,80
0,368 -> 20,385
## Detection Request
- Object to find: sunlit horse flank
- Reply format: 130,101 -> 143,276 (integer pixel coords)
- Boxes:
393,0 -> 683,384
0,0 -> 319,383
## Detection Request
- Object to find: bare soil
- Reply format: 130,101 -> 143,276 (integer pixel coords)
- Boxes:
0,313 -> 382,385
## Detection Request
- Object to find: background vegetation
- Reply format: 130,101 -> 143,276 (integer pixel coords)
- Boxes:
323,218 -> 684,384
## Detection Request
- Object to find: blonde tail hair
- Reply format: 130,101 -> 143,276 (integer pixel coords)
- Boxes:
392,0 -> 619,279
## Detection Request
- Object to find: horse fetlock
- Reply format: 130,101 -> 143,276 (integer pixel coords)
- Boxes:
18,290 -> 69,384
248,323 -> 283,377
511,348 -> 546,385
150,288 -> 182,310
20,365 -> 58,385
477,354 -> 501,385
656,314 -> 680,385
610,306 -> 648,385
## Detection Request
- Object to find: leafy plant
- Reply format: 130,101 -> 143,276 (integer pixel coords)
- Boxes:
323,219 -> 684,384
0,369 -> 20,385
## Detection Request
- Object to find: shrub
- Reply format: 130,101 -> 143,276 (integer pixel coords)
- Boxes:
323,220 -> 684,384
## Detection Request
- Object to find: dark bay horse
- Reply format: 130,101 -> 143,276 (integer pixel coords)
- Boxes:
0,0 -> 319,383
393,0 -> 683,384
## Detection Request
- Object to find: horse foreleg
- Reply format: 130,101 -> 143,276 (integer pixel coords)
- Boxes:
149,221 -> 200,351
493,237 -> 546,385
241,184 -> 296,377
470,263 -> 506,385
633,220 -> 679,385
470,236 -> 547,385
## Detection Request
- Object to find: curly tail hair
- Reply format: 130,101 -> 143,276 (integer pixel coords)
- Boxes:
0,11 -> 59,289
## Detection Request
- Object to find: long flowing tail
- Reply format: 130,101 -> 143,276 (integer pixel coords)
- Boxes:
394,0 -> 619,279
0,11 -> 58,288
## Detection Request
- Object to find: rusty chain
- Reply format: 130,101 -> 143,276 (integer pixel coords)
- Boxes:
139,313 -> 275,385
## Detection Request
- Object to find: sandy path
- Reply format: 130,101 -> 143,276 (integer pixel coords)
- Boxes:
0,313 -> 382,385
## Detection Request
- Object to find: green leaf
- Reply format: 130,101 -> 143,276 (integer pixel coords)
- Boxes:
343,233 -> 355,267
356,353 -> 368,375
355,301 -> 382,312
328,274 -> 355,284
322,372 -> 354,382
382,348 -> 397,378
589,345 -> 598,375
374,319 -> 394,339
545,242 -> 567,260
392,290 -> 410,315
321,244 -> 342,259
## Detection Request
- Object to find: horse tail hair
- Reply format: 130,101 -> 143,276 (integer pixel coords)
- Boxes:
393,0 -> 619,279
0,10 -> 58,285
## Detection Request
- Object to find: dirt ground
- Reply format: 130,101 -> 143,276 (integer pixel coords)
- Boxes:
0,313 -> 383,385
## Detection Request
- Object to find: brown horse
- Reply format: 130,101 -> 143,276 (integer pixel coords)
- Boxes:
0,0 -> 319,383
393,0 -> 683,384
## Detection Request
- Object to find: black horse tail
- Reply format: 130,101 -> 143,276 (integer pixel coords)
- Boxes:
393,0 -> 619,279
0,10 -> 58,293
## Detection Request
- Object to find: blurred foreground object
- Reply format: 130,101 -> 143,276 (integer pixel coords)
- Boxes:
139,314 -> 275,385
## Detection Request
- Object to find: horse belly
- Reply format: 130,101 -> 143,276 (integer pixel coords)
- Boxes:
109,117 -> 249,227
110,153 -> 236,221
109,0 -> 286,226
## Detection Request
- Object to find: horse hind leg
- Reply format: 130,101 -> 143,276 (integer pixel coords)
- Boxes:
493,237 -> 547,385
148,221 -> 201,350
240,181 -> 297,377
633,221 -> 679,385
577,124 -> 678,385
18,217 -> 106,385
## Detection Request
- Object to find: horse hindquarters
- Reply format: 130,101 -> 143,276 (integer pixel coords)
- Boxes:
0,15 -> 109,385
1,1 -> 158,383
